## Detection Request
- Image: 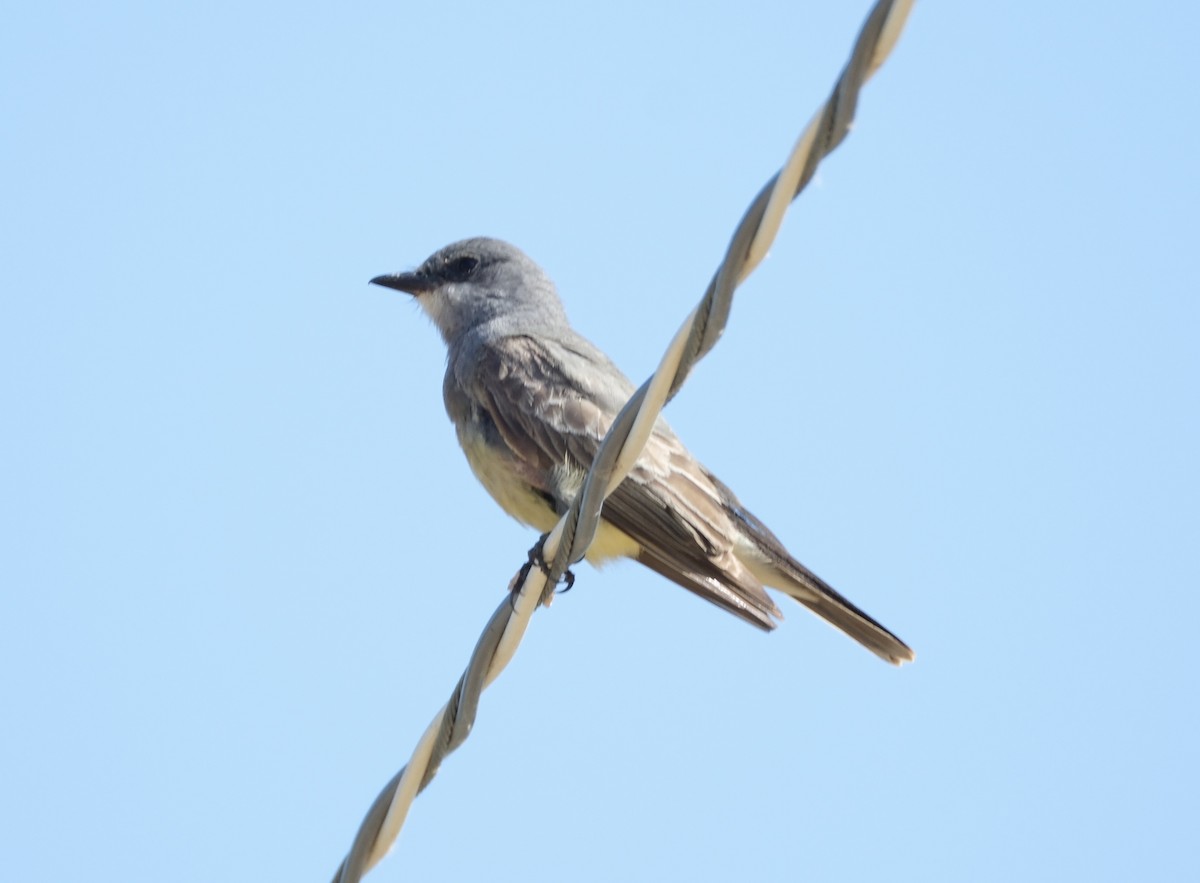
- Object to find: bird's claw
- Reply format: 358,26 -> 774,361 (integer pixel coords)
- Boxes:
509,534 -> 576,604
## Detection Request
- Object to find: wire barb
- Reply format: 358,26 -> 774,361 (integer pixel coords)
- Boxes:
332,2 -> 914,879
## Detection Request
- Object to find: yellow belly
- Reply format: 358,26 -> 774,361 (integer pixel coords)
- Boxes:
460,433 -> 640,564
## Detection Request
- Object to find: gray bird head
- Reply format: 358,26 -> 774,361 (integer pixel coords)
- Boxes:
371,237 -> 569,345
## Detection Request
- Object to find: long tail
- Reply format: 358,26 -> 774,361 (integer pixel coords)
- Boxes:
768,559 -> 915,665
726,500 -> 914,665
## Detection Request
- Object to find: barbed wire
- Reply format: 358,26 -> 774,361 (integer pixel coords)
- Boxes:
332,1 -> 915,878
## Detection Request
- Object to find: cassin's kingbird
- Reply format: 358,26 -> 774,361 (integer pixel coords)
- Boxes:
372,238 -> 913,665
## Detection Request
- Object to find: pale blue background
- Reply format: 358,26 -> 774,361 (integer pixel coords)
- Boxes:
3,2 -> 1197,881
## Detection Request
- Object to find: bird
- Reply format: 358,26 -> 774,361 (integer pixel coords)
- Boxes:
371,237 -> 913,665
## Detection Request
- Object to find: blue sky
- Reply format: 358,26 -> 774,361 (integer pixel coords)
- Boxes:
3,2 -> 1197,881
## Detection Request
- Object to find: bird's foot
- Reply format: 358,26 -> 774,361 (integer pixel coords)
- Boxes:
509,534 -> 576,602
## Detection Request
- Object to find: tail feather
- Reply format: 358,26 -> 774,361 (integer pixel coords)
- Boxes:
721,495 -> 915,665
774,562 -> 915,665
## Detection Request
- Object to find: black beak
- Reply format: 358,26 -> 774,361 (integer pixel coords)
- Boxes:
369,271 -> 436,295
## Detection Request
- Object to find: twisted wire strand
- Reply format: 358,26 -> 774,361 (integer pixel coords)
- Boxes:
333,1 -> 913,878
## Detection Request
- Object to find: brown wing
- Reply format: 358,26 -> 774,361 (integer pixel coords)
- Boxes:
459,335 -> 781,629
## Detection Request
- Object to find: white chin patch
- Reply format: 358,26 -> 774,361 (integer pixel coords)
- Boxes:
416,293 -> 446,326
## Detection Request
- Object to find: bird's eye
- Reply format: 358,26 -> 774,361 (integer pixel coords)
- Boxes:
443,255 -> 479,282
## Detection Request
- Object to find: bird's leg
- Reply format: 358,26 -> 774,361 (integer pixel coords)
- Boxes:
509,533 -> 576,604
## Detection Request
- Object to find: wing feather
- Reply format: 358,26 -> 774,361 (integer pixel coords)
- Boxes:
456,335 -> 781,629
